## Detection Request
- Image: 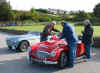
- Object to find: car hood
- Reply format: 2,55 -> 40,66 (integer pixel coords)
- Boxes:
30,40 -> 67,53
6,34 -> 40,40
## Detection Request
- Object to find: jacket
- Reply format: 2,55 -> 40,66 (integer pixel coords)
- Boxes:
41,24 -> 60,38
82,24 -> 94,44
60,23 -> 78,44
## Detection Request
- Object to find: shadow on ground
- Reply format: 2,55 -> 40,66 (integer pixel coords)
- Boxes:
0,56 -> 67,73
0,47 -> 21,55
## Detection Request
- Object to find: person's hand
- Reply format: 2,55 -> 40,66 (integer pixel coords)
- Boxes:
51,32 -> 55,35
58,32 -> 61,36
81,30 -> 84,33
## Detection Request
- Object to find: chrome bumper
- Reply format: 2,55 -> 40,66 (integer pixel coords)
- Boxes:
6,40 -> 18,50
32,58 -> 58,64
27,55 -> 57,64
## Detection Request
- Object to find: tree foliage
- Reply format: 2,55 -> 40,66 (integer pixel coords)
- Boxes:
0,2 -> 10,20
93,3 -> 100,17
73,11 -> 92,21
30,8 -> 36,16
36,8 -> 48,13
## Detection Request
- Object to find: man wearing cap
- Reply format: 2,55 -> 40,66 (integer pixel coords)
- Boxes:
40,21 -> 60,42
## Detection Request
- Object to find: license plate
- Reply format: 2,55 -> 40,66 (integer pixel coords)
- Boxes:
32,58 -> 43,63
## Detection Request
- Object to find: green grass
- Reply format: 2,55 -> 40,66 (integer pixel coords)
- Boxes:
2,24 -> 100,37
3,25 -> 45,31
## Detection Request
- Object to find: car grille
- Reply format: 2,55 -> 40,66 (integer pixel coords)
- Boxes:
33,51 -> 50,59
7,40 -> 13,45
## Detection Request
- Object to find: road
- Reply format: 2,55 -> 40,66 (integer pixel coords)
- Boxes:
0,32 -> 100,73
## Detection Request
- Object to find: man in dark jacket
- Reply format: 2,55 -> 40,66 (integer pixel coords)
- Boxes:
60,21 -> 78,68
82,19 -> 94,59
40,21 -> 60,42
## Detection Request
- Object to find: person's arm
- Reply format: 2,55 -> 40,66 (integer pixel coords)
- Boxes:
60,27 -> 66,39
43,24 -> 51,36
45,28 -> 51,35
52,28 -> 60,32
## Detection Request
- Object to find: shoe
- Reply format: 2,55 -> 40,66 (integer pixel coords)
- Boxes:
83,55 -> 91,59
83,56 -> 87,59
67,64 -> 74,68
82,56 -> 91,62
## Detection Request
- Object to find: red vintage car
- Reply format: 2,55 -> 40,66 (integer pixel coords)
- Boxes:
27,35 -> 85,68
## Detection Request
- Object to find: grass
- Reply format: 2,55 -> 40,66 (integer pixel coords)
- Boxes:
2,24 -> 100,37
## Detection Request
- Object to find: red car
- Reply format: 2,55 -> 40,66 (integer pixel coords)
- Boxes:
27,36 -> 85,68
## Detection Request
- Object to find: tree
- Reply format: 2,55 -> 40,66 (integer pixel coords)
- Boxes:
93,3 -> 100,17
36,8 -> 48,13
30,8 -> 36,17
73,11 -> 92,21
0,2 -> 10,20
8,5 -> 14,23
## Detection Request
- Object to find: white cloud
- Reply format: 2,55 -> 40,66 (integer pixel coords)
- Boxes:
7,0 -> 100,12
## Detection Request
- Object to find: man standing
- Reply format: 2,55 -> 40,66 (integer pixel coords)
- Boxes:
60,21 -> 78,68
40,21 -> 60,42
82,19 -> 94,59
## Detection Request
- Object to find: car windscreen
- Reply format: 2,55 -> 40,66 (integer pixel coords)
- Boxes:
27,31 -> 40,35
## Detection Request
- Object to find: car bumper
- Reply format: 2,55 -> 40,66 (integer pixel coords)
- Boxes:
6,40 -> 19,50
27,54 -> 58,64
32,58 -> 58,64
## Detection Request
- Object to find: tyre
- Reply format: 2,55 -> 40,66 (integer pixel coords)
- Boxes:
8,46 -> 12,50
57,52 -> 68,68
18,41 -> 29,52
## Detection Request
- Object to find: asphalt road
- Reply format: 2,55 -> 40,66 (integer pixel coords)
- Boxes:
0,32 -> 100,73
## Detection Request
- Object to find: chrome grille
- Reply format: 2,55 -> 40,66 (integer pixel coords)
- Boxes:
33,51 -> 50,59
7,40 -> 13,45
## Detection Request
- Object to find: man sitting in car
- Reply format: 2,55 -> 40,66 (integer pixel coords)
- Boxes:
40,21 -> 60,42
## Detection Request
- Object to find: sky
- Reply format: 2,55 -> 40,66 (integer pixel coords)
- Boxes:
7,0 -> 100,12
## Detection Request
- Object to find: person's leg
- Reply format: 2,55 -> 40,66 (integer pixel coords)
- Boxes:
68,43 -> 77,67
85,44 -> 92,59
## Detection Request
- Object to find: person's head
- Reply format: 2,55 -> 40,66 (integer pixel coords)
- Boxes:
61,21 -> 65,27
83,19 -> 91,26
50,21 -> 56,28
61,21 -> 67,27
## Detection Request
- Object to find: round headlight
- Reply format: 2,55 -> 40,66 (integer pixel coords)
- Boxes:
51,51 -> 56,57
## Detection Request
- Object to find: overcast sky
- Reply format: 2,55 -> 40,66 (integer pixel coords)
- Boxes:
7,0 -> 100,12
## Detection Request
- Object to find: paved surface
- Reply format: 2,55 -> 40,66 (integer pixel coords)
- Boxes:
0,32 -> 100,73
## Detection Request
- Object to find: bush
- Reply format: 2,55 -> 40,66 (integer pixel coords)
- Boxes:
93,3 -> 100,17
72,11 -> 93,21
75,17 -> 100,26
74,22 -> 83,26
63,17 -> 73,21
90,17 -> 100,26
36,9 -> 48,13
49,16 -> 62,21
32,18 -> 39,22
38,17 -> 51,22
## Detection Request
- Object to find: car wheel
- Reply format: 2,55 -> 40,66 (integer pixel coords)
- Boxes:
8,46 -> 12,50
57,52 -> 68,68
18,41 -> 29,52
